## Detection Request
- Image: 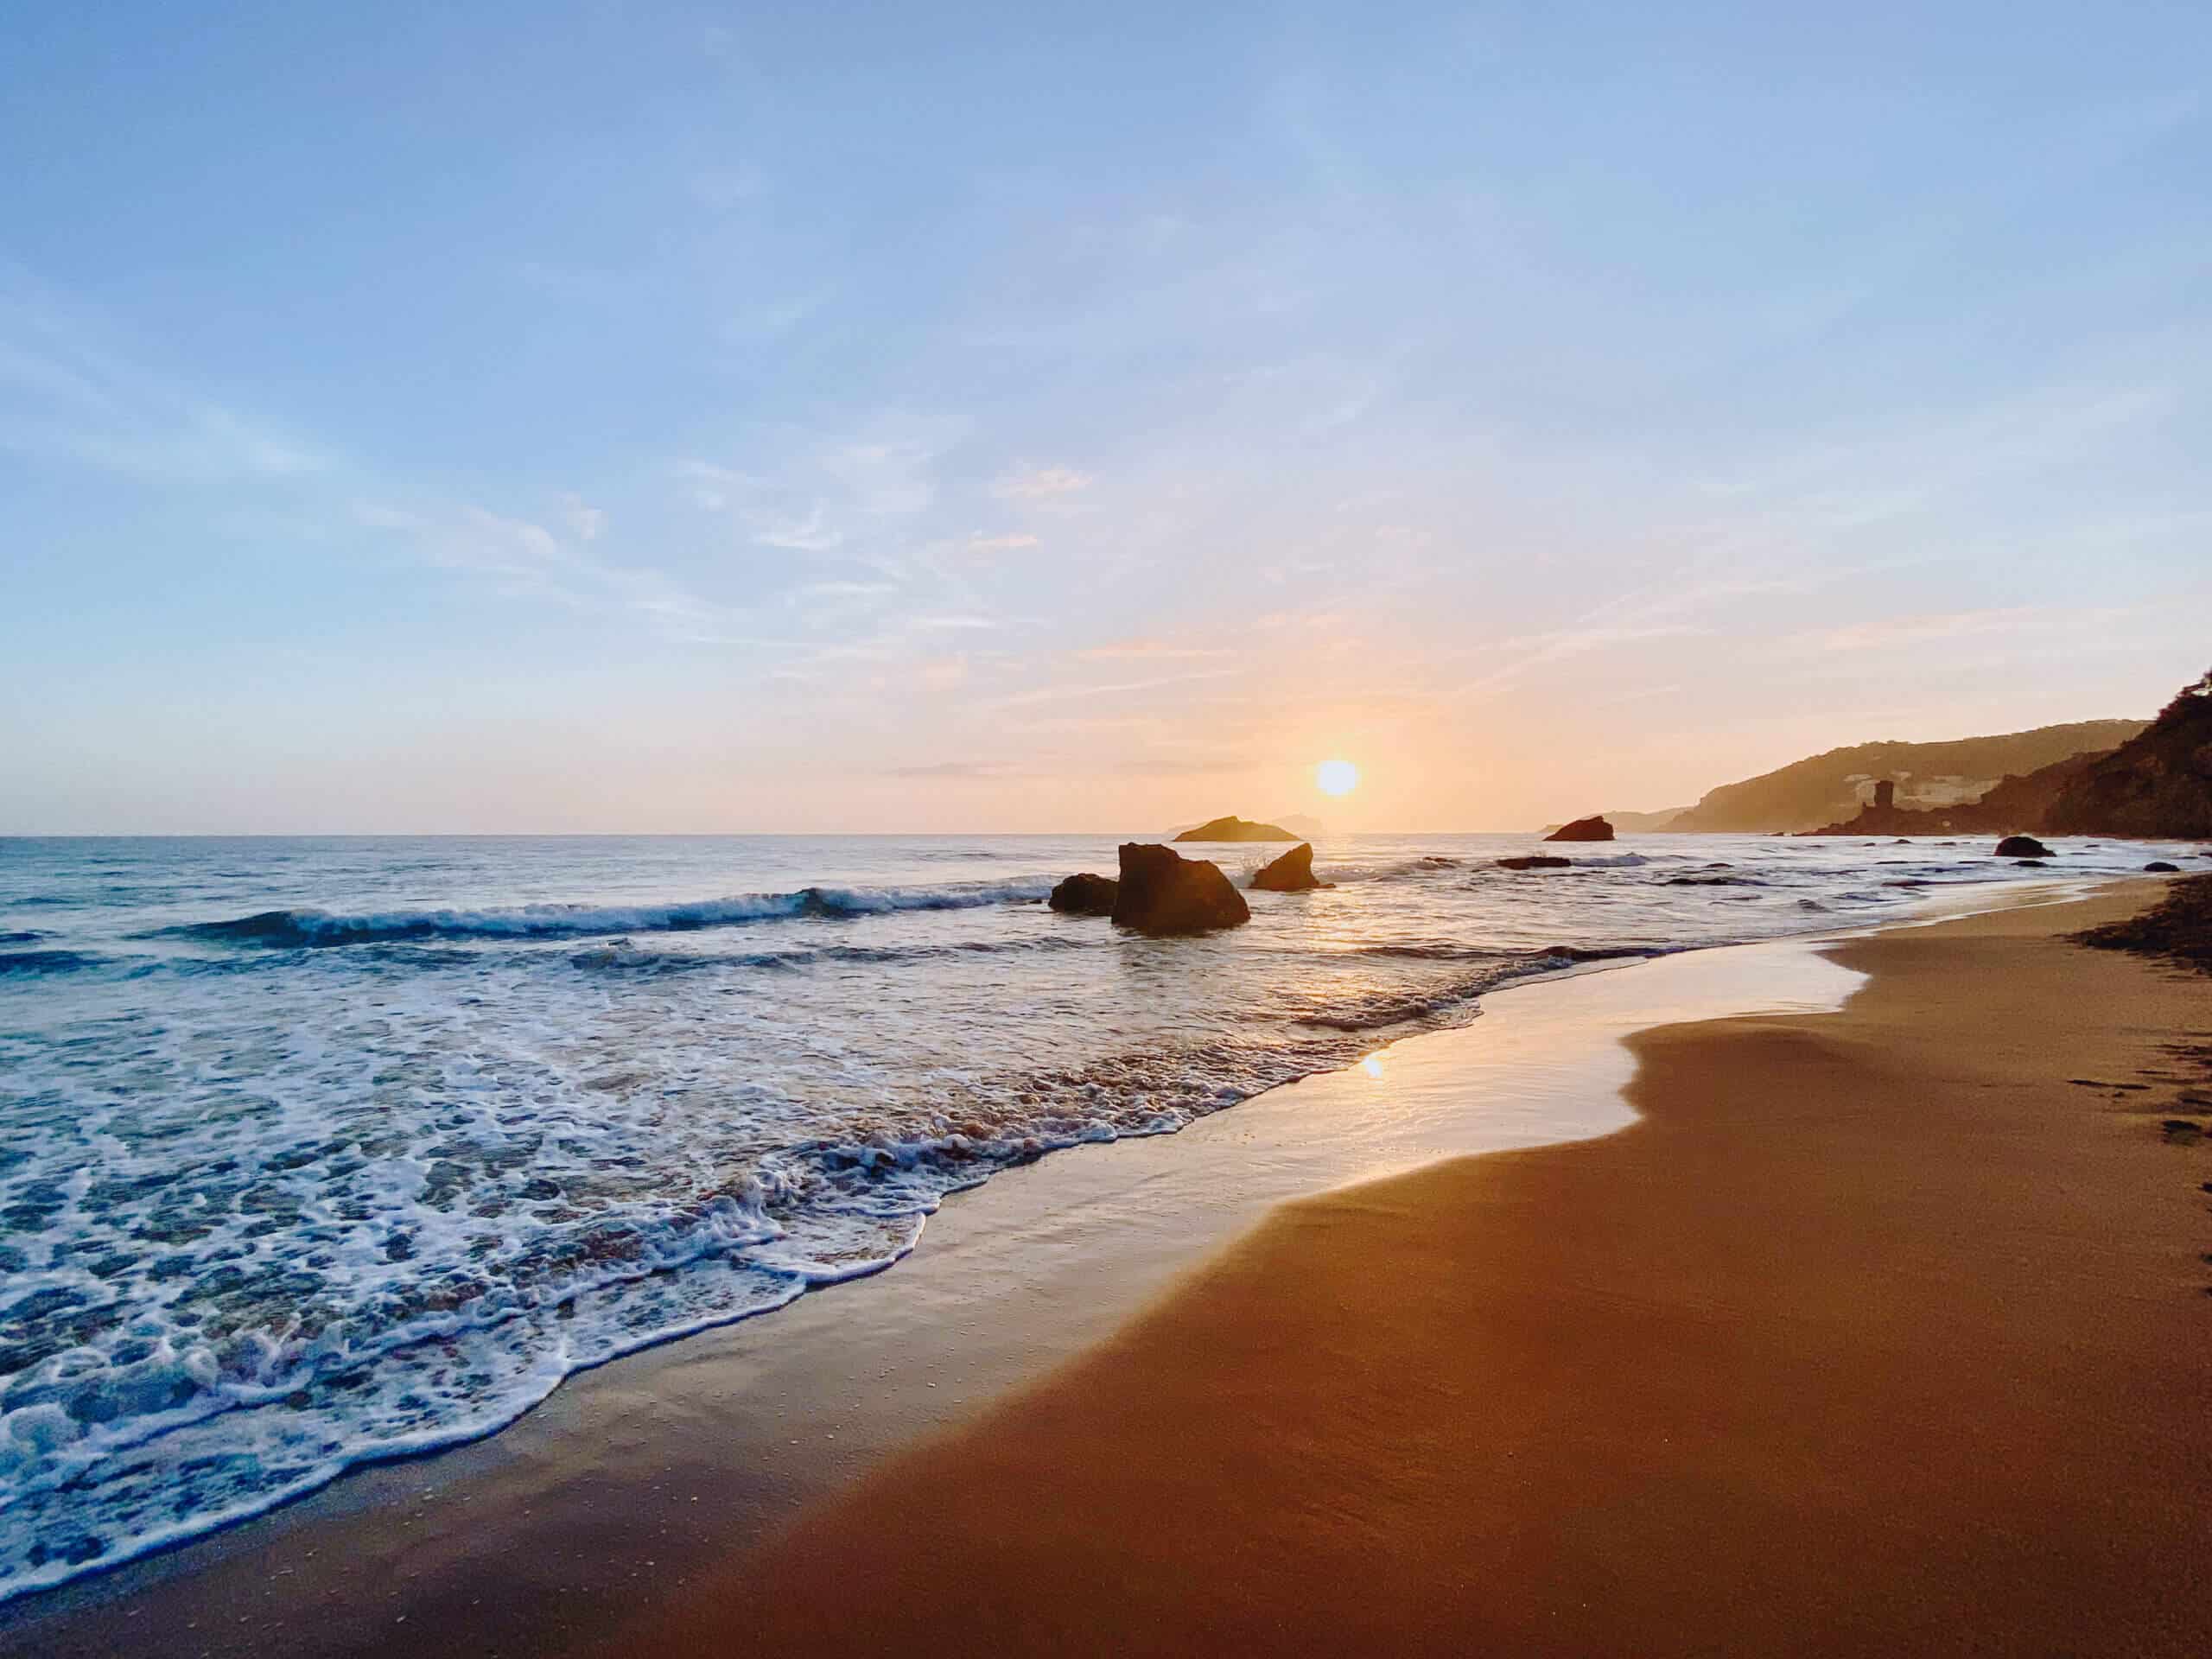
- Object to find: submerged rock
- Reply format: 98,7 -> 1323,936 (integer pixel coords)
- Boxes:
1498,855 -> 1573,871
2145,861 -> 2182,873
1047,873 -> 1119,915
1995,835 -> 2053,858
1543,815 -> 1615,842
1110,843 -> 1250,934
1250,842 -> 1328,893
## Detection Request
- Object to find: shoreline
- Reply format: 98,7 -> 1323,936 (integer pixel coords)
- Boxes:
0,880 -> 2166,1656
632,881 -> 2212,1656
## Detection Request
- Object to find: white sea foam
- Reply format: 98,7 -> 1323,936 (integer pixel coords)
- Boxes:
0,830 -> 2194,1601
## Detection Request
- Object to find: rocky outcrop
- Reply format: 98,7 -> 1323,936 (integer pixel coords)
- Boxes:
1110,843 -> 1250,934
2075,874 -> 2212,975
1543,816 -> 1614,843
1540,807 -> 1687,834
2145,861 -> 2181,873
1173,816 -> 1297,842
1250,842 -> 1327,892
1995,836 -> 2052,859
1048,873 -> 1119,915
2044,669 -> 2212,839
1498,855 -> 1573,870
1667,719 -> 2145,834
1803,750 -> 2104,836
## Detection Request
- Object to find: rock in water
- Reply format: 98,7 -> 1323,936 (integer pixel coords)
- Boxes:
1995,835 -> 2053,858
2145,861 -> 2181,873
1250,842 -> 1327,892
1110,843 -> 1250,934
1048,873 -> 1119,915
1543,816 -> 1615,842
1173,815 -> 1297,842
1498,855 -> 1573,871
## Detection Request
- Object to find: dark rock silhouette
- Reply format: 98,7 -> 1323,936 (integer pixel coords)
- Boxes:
1110,843 -> 1250,934
1872,779 -> 1897,810
1048,873 -> 1119,915
1803,751 -> 2104,836
1805,671 -> 2211,842
2044,668 -> 2212,839
1173,816 -> 1296,842
1543,816 -> 1614,843
2145,861 -> 2181,873
1250,843 -> 1329,892
1668,719 -> 2144,834
1498,855 -> 1573,871
1996,836 -> 2053,858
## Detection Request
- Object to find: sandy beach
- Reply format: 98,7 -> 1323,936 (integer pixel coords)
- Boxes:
632,884 -> 2212,1657
8,882 -> 2206,1658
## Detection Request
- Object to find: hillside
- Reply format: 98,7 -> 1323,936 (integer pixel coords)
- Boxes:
2046,670 -> 2212,837
1802,750 -> 2105,836
1662,719 -> 2146,835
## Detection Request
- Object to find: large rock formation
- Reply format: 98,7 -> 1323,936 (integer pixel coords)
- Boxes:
1250,842 -> 1327,892
1543,816 -> 1615,843
1803,749 -> 2106,836
1047,873 -> 1118,915
1540,807 -> 1688,834
2044,669 -> 2212,839
1173,816 -> 1297,842
1110,843 -> 1250,934
1666,719 -> 2145,834
1802,669 -> 2212,842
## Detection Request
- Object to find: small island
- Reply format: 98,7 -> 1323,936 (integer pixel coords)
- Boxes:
1173,815 -> 1297,842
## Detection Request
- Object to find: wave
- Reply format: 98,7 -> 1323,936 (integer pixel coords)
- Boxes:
568,933 -> 1094,972
150,878 -> 1058,948
0,949 -> 102,977
0,930 -> 50,945
1331,854 -> 1465,885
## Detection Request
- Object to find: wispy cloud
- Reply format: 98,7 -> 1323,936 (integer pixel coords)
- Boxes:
558,493 -> 607,542
0,268 -> 332,484
750,505 -> 844,551
992,463 -> 1091,500
1074,639 -> 1236,662
963,531 -> 1041,556
357,497 -> 769,646
1454,625 -> 1709,699
991,668 -> 1238,709
1806,604 -> 2129,655
886,759 -> 1012,779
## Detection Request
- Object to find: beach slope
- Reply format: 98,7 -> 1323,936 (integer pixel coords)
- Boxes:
631,887 -> 2212,1657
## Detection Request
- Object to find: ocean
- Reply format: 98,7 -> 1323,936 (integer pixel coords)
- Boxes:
0,830 -> 2192,1600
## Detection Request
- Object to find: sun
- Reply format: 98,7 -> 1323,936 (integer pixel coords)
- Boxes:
1315,759 -> 1360,798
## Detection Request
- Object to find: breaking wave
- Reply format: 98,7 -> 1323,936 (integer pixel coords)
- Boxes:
151,879 -> 1058,948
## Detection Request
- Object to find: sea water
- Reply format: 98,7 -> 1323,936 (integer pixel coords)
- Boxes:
0,830 -> 2193,1599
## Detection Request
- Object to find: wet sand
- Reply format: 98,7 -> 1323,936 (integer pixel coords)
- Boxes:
633,887 -> 2212,1657
0,906 -> 1868,1657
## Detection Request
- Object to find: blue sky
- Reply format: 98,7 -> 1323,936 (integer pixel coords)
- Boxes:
4,1 -> 2209,831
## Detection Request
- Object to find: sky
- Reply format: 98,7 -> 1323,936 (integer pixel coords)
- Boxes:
4,1 -> 2209,834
